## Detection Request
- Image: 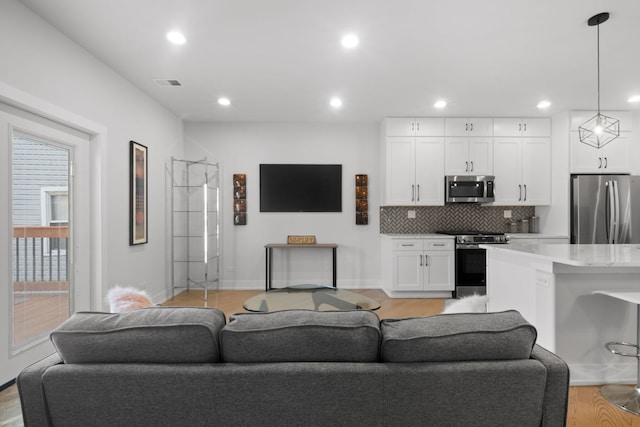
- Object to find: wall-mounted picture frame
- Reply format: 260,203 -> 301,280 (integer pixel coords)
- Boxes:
233,173 -> 247,225
130,140 -> 148,245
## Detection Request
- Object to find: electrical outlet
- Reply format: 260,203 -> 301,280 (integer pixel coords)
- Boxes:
408,210 -> 416,219
503,210 -> 512,219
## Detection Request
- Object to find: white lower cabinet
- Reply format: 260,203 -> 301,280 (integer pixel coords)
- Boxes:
382,237 -> 454,297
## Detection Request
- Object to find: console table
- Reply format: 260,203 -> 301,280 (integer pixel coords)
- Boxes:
264,243 -> 338,291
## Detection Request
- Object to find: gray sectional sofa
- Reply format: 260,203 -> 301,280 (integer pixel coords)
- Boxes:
18,307 -> 569,427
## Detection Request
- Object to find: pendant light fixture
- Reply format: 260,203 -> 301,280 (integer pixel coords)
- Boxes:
578,12 -> 619,149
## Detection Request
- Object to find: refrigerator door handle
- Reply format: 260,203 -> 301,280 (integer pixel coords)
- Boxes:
613,180 -> 621,243
605,181 -> 613,243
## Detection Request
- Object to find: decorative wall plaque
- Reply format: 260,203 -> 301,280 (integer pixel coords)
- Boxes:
355,174 -> 368,225
287,235 -> 316,244
233,174 -> 247,225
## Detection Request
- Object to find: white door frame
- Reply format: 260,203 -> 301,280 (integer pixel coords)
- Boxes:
0,81 -> 107,385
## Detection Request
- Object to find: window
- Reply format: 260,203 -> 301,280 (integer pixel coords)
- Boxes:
41,187 -> 68,252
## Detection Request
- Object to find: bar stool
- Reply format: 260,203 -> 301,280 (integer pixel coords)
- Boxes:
592,290 -> 640,416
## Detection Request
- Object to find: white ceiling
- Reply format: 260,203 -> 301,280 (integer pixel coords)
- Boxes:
19,0 -> 640,123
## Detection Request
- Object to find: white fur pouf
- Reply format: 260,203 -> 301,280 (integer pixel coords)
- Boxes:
106,286 -> 153,313
442,294 -> 488,314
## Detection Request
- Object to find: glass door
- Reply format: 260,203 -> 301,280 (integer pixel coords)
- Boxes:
0,104 -> 91,385
11,132 -> 71,351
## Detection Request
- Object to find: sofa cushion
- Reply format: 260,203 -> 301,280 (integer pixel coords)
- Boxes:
380,310 -> 537,362
50,307 -> 226,364
221,310 -> 381,362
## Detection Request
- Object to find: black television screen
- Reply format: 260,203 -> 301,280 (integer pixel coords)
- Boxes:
260,164 -> 342,212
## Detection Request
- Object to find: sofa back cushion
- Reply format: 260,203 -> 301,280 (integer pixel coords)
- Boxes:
380,310 -> 536,362
221,310 -> 381,362
50,307 -> 226,364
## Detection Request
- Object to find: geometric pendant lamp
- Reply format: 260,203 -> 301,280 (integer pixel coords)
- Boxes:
578,12 -> 619,149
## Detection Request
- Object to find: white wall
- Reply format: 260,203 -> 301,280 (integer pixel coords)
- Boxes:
184,122 -> 381,289
0,0 -> 183,305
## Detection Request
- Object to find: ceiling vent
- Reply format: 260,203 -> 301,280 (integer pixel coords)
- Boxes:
153,79 -> 183,87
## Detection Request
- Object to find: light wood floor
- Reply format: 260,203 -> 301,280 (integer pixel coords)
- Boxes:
2,289 -> 640,426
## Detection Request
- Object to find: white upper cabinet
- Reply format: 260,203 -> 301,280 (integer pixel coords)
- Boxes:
385,117 -> 444,136
493,137 -> 551,205
569,111 -> 633,174
444,137 -> 493,175
444,118 -> 493,137
382,118 -> 445,205
444,118 -> 493,175
570,132 -> 630,174
384,137 -> 445,206
493,118 -> 550,137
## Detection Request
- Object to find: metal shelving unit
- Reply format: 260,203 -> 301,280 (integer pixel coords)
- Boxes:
170,157 -> 220,300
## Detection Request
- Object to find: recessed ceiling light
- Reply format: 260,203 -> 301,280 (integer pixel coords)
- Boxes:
330,97 -> 343,108
434,100 -> 447,109
537,100 -> 551,109
628,95 -> 640,103
166,31 -> 186,45
341,33 -> 359,49
218,97 -> 231,106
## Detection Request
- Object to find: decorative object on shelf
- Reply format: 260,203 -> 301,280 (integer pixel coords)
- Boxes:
578,12 -> 620,149
129,140 -> 148,245
287,235 -> 316,244
356,174 -> 368,225
233,174 -> 247,225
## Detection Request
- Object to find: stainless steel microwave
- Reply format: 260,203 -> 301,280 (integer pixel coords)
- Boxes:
445,175 -> 495,203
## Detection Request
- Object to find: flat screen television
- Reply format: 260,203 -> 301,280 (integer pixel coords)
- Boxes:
260,164 -> 342,212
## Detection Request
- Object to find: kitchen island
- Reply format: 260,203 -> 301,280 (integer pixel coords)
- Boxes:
483,242 -> 640,385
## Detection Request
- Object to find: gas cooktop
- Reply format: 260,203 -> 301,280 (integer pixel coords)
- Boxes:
437,230 -> 509,245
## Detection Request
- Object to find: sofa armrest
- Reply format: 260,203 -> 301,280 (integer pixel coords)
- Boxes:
530,345 -> 569,427
17,353 -> 63,427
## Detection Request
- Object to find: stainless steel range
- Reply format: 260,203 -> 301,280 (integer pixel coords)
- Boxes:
437,231 -> 509,298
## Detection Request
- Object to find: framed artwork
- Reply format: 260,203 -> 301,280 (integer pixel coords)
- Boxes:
233,173 -> 247,225
130,140 -> 148,245
355,174 -> 368,225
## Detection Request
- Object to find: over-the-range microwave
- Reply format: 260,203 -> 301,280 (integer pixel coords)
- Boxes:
445,175 -> 495,204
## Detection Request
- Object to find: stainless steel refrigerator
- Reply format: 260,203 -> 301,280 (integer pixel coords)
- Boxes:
571,174 -> 640,244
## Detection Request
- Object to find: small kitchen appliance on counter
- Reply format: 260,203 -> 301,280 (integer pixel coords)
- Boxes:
437,231 -> 509,298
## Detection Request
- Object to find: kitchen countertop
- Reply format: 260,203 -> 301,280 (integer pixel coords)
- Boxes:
506,234 -> 568,240
380,234 -> 454,239
481,242 -> 640,267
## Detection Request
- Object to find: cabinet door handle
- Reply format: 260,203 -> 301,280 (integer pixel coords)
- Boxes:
470,161 -> 474,172
470,123 -> 474,131
523,184 -> 527,201
598,157 -> 602,169
433,243 -> 445,247
424,255 -> 428,266
465,161 -> 469,172
411,185 -> 415,201
465,123 -> 468,131
604,157 -> 608,168
416,122 -> 420,132
523,123 -> 527,132
519,184 -> 522,201
401,244 -> 415,247
416,184 -> 420,201
411,122 -> 414,132
518,123 -> 522,132
419,255 -> 423,266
